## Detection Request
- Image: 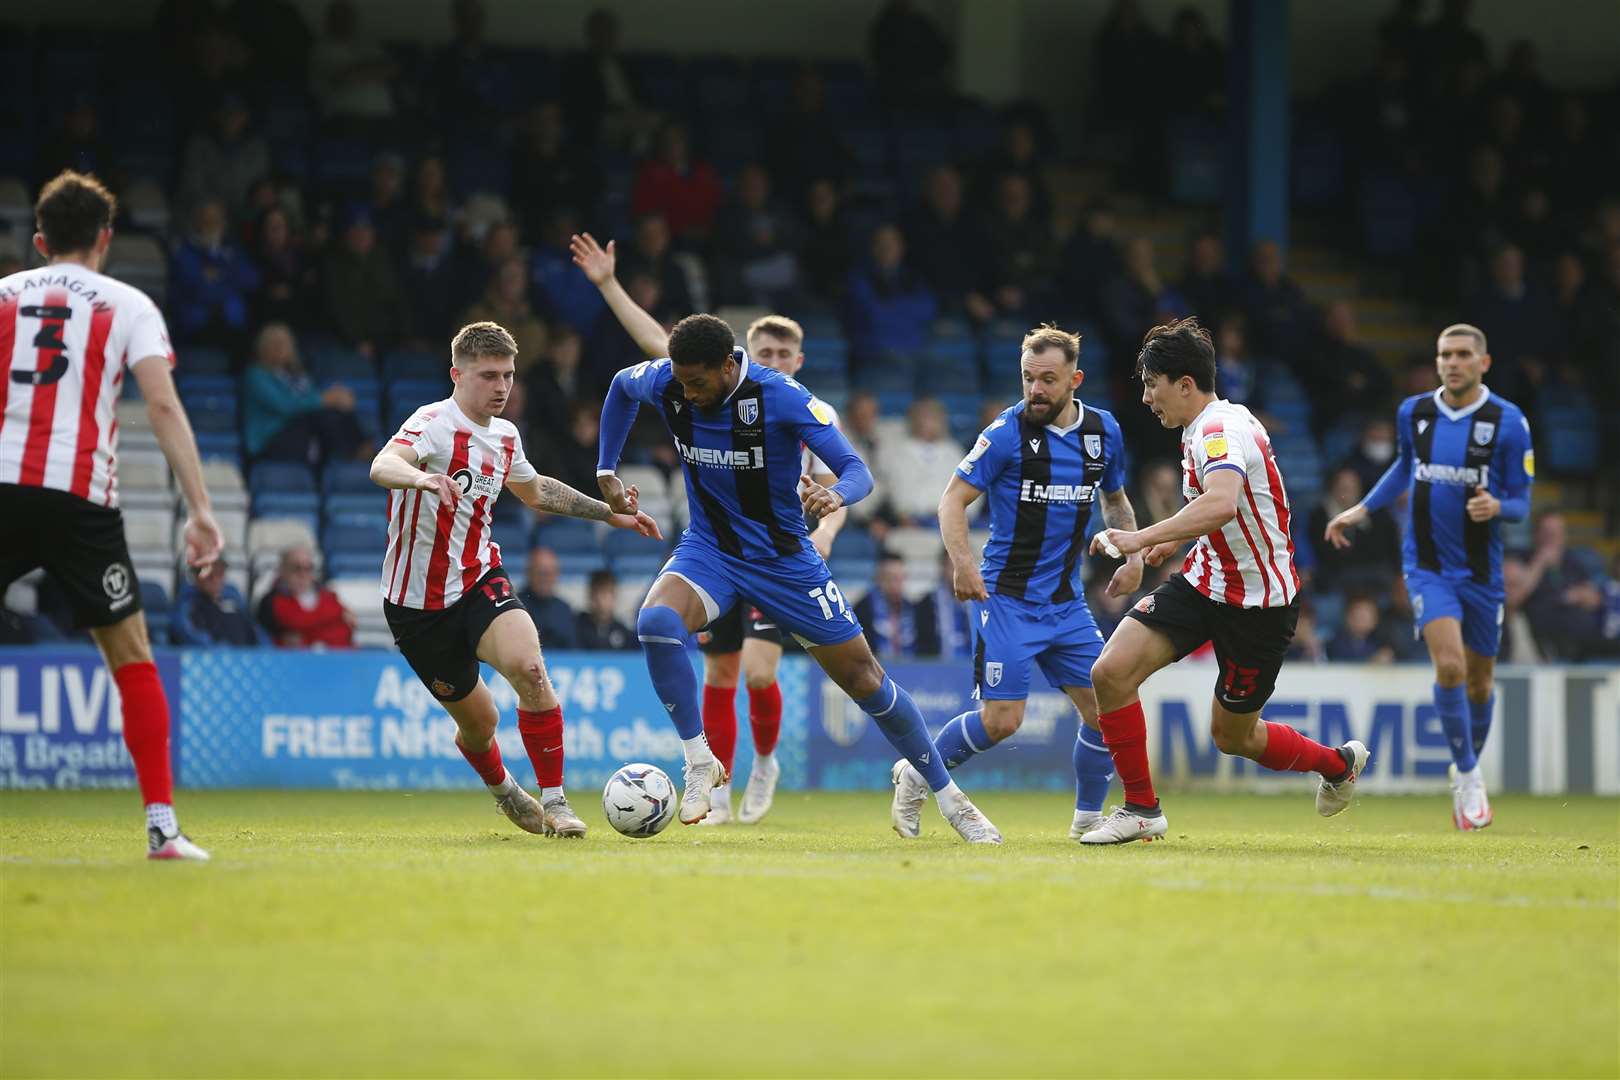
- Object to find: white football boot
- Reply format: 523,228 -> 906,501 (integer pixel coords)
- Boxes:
1315,740 -> 1370,818
542,794 -> 589,838
942,798 -> 1003,844
889,759 -> 929,839
1079,805 -> 1168,845
492,782 -> 549,834
737,756 -> 781,824
679,757 -> 729,824
1449,764 -> 1494,831
1068,809 -> 1104,839
697,781 -> 733,826
148,828 -> 211,861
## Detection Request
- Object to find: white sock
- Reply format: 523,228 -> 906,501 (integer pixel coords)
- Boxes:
487,773 -> 518,796
754,751 -> 775,770
146,803 -> 178,837
1073,808 -> 1102,825
540,786 -> 564,804
934,780 -> 966,814
682,734 -> 714,764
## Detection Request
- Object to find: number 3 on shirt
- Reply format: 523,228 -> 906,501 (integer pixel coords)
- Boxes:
809,582 -> 847,620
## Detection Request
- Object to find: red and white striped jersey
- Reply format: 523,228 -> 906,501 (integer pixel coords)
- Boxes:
1179,399 -> 1300,608
382,397 -> 537,610
0,262 -> 174,507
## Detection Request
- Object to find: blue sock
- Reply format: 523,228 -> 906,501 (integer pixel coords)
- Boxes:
1470,693 -> 1495,757
858,676 -> 952,792
1073,724 -> 1113,812
1434,682 -> 1476,772
637,607 -> 702,740
934,710 -> 992,769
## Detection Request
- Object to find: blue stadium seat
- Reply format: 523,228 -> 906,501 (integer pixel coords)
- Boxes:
610,551 -> 670,577
322,461 -> 376,495
491,522 -> 534,560
325,552 -> 377,579
830,528 -> 877,561
254,491 -> 320,518
536,519 -> 600,553
324,493 -> 386,520
177,347 -> 233,375
194,433 -> 241,462
176,373 -> 237,397
310,345 -> 374,382
321,515 -> 389,553
250,462 -> 317,493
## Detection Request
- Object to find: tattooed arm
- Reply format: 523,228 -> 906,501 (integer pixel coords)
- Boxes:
506,475 -> 664,539
1097,487 -> 1146,597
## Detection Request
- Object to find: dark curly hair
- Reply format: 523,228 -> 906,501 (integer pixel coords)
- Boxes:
669,314 -> 737,369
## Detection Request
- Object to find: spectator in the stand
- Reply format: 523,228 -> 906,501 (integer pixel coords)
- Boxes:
321,203 -> 408,356
713,164 -> 804,309
1309,300 -> 1391,421
588,269 -> 673,385
172,558 -> 266,646
1343,416 -> 1400,493
409,154 -> 454,223
450,218 -> 521,314
1420,0 -> 1488,94
1136,459 -> 1183,526
618,213 -> 695,316
176,92 -> 270,220
244,322 -> 367,465
1177,231 -> 1238,325
401,213 -> 458,344
1102,237 -> 1181,351
1163,6 -> 1225,112
1453,146 -> 1512,260
366,151 -> 410,257
856,554 -> 935,660
1240,239 -> 1314,359
516,547 -> 578,649
765,68 -> 850,200
258,546 -> 356,649
974,119 -> 1053,223
1465,243 -> 1558,401
1286,602 -> 1327,662
1310,466 -> 1400,592
552,401 -> 605,495
307,0 -> 397,130
1544,97 -> 1602,211
511,102 -> 600,236
876,397 -> 963,525
906,164 -> 992,321
869,0 -> 952,109
840,391 -> 883,525
35,94 -> 110,191
800,178 -> 851,304
920,550 -> 972,660
462,256 -> 549,372
575,570 -> 635,651
560,7 -> 652,152
1212,313 -> 1262,408
630,122 -> 724,243
847,225 -> 938,358
251,204 -> 314,329
1058,199 -> 1122,321
1513,511 -> 1606,660
980,173 -> 1058,323
430,0 -> 503,129
169,198 -> 260,348
1570,241 -> 1620,411
532,210 -> 605,335
1090,0 -> 1164,157
527,328 -> 588,458
1326,593 -> 1396,663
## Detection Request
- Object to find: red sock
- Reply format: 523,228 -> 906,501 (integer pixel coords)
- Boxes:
113,661 -> 173,805
456,733 -> 507,787
1098,700 -> 1157,808
517,707 -> 564,789
702,685 -> 738,775
748,681 -> 782,757
1258,722 -> 1347,777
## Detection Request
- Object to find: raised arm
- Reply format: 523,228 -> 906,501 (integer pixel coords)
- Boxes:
570,232 -> 670,359
132,355 -> 221,568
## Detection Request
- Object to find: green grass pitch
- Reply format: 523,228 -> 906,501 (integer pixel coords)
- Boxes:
2,789 -> 1616,1078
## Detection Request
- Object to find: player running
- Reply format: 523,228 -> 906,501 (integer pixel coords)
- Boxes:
0,170 -> 222,860
891,325 -> 1140,839
1081,317 -> 1369,844
370,321 -> 661,839
571,231 -> 847,825
1325,324 -> 1531,831
597,313 -> 1001,842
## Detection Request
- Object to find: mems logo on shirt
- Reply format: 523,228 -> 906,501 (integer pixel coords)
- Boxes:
1020,480 -> 1095,504
674,438 -> 765,470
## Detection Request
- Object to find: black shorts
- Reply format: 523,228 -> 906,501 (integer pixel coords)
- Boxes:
697,601 -> 784,655
383,567 -> 517,702
0,484 -> 143,629
1125,574 -> 1299,714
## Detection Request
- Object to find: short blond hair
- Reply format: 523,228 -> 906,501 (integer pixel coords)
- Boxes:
1439,323 -> 1488,354
1021,322 -> 1081,366
451,321 -> 519,365
746,314 -> 804,348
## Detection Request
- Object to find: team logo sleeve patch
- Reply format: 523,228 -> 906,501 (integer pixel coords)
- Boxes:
1201,431 -> 1228,460
808,398 -> 835,425
1523,449 -> 1535,477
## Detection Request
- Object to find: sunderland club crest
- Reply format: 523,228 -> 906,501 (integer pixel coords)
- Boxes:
738,398 -> 759,425
1084,434 -> 1103,459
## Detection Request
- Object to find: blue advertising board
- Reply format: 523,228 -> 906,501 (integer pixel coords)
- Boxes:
0,649 -> 182,790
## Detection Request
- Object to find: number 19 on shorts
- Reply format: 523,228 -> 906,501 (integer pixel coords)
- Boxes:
810,582 -> 848,620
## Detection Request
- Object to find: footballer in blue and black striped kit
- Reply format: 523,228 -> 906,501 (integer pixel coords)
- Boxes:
892,325 -> 1144,840
597,313 -> 1003,842
1326,323 -> 1533,832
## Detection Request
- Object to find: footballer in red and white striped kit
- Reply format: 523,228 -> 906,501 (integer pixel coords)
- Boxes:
1079,318 -> 1370,844
369,321 -> 662,837
0,171 -> 223,860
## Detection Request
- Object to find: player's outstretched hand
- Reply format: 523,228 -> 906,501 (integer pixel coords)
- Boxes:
597,473 -> 638,515
1089,528 -> 1141,559
1323,503 -> 1367,549
609,510 -> 663,541
418,472 -> 460,504
1143,541 -> 1180,567
1466,485 -> 1500,522
951,559 -> 989,602
799,474 -> 844,519
182,509 -> 224,570
1106,554 -> 1144,597
569,232 -> 615,285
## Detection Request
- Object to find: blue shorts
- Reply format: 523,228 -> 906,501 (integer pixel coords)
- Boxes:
659,534 -> 865,649
972,593 -> 1105,700
1406,569 -> 1504,658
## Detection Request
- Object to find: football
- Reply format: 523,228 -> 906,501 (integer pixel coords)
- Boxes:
601,764 -> 677,837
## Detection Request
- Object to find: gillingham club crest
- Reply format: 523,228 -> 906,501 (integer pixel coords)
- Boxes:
1473,421 -> 1495,445
738,398 -> 759,425
985,662 -> 1003,688
1084,433 -> 1103,459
